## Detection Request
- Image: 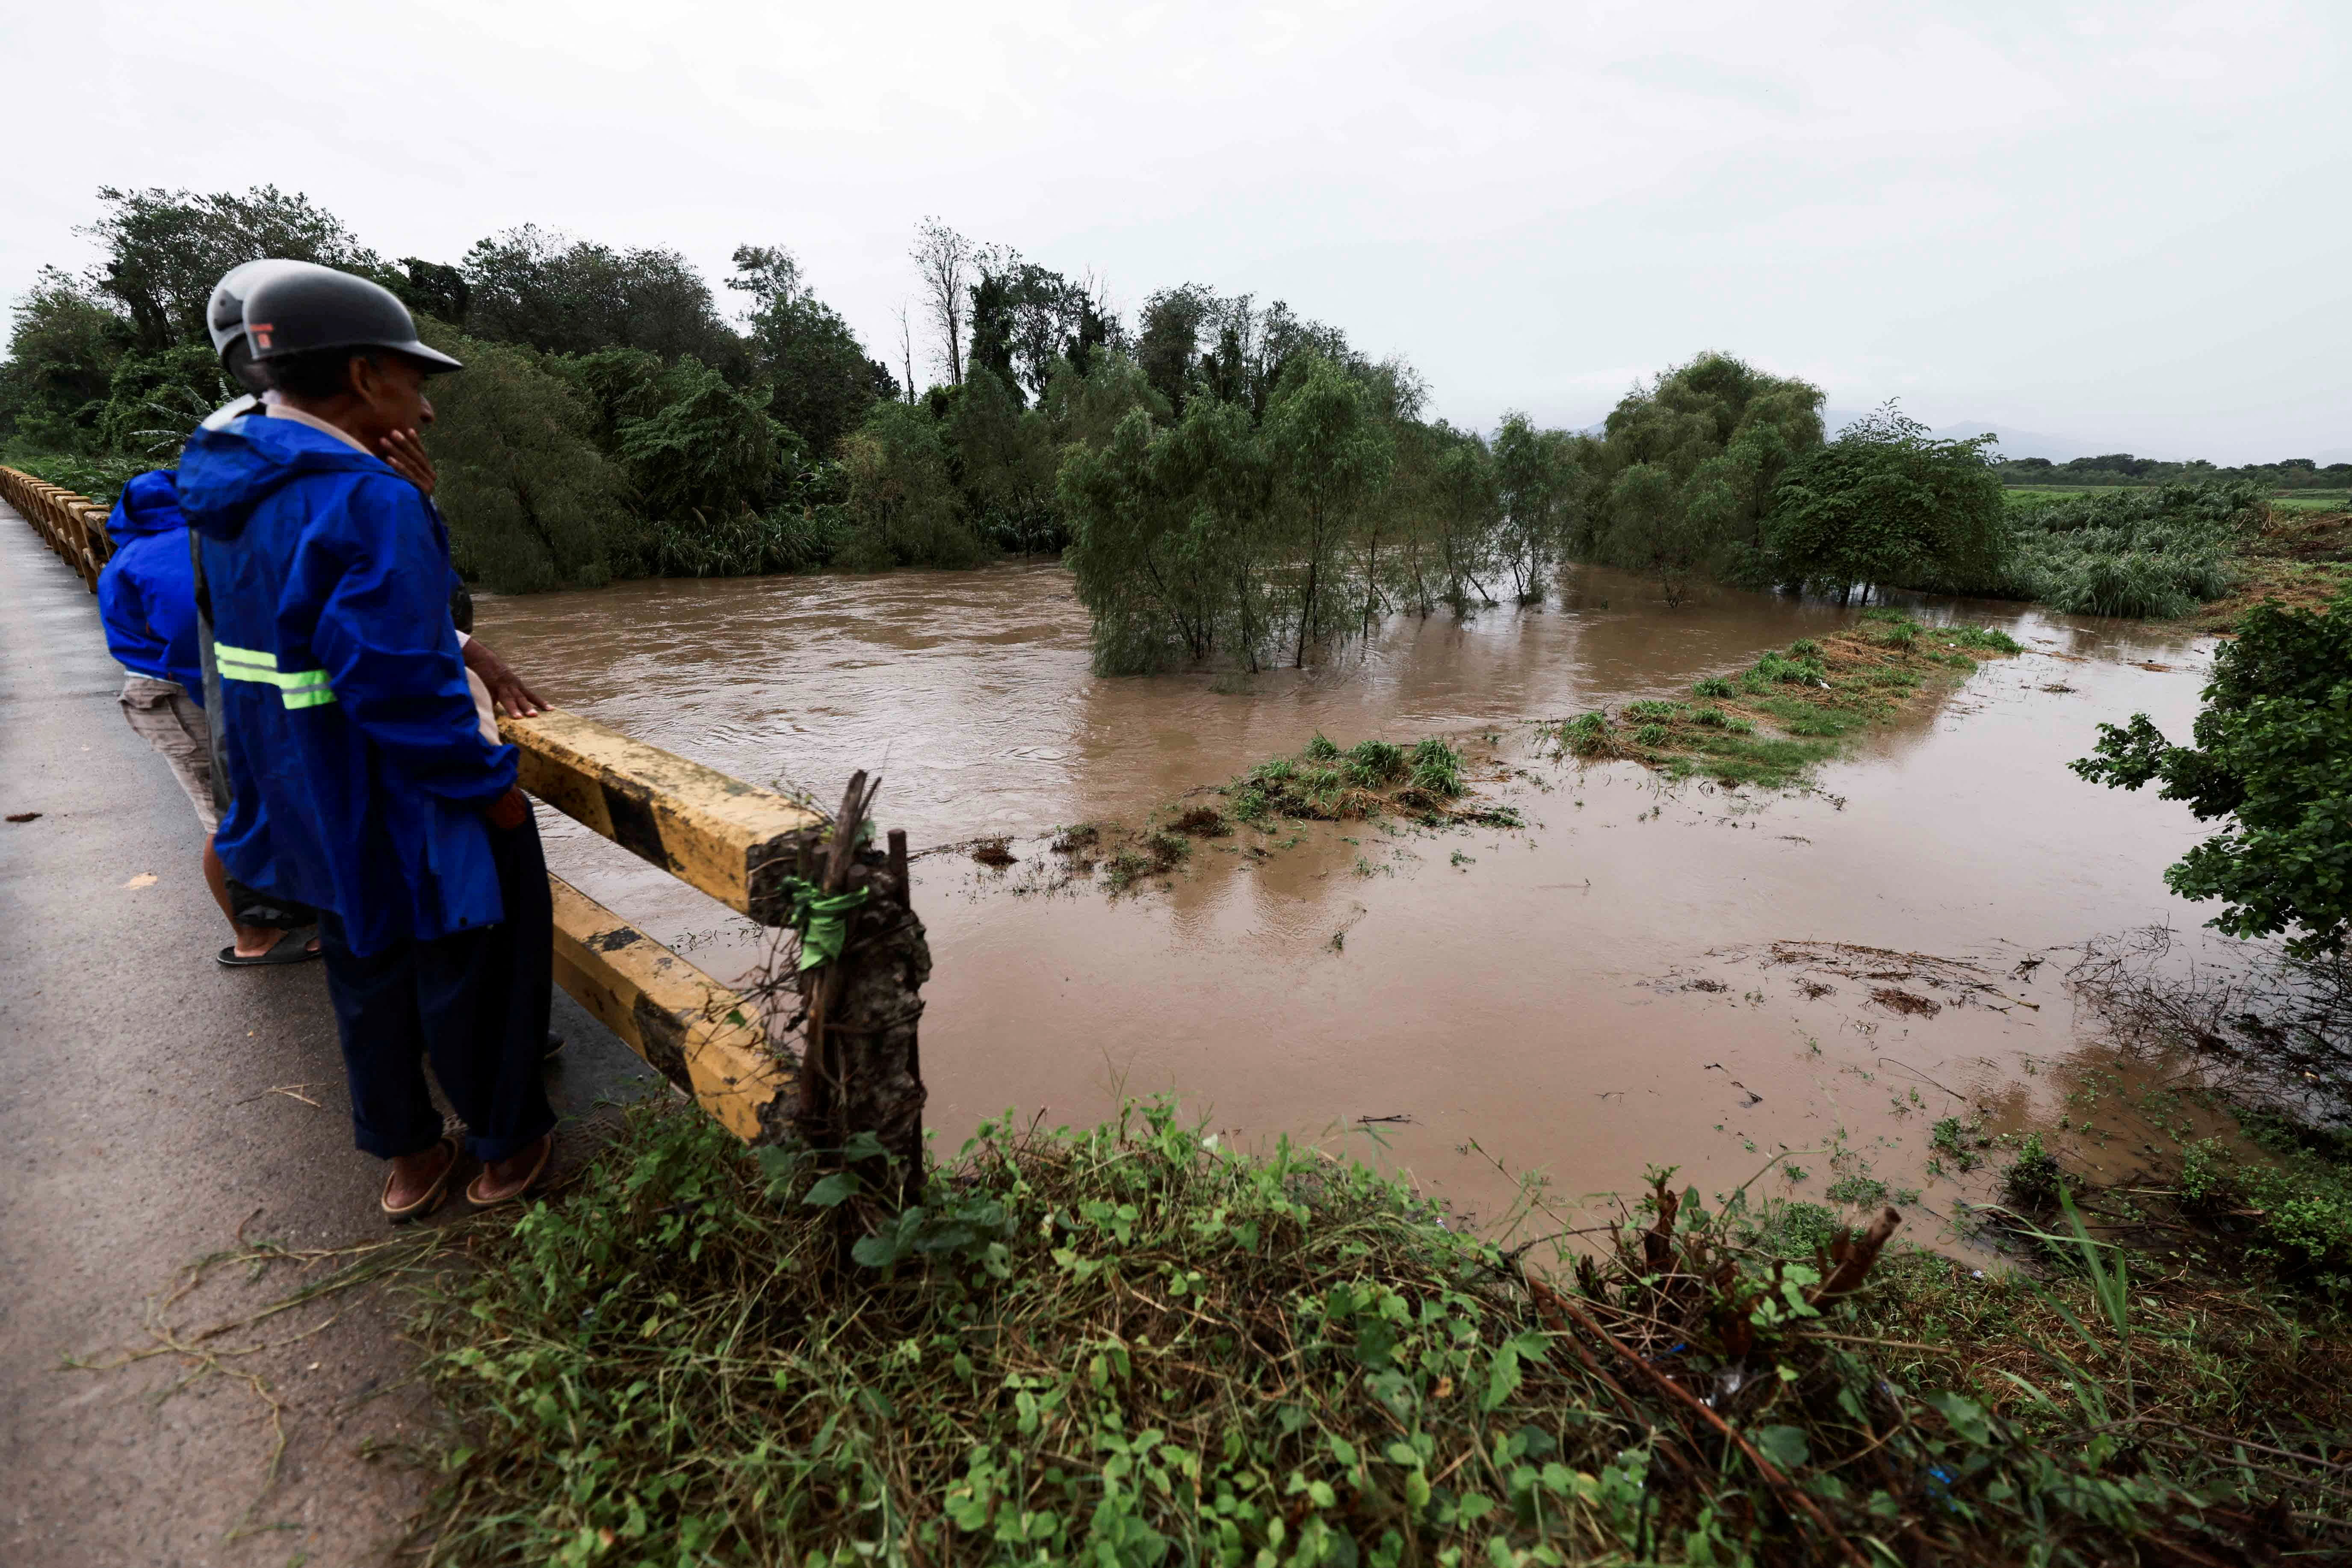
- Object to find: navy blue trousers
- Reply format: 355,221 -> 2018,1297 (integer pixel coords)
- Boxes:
319,806 -> 556,1163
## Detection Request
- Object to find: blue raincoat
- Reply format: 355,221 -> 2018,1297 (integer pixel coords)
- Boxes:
177,415 -> 517,955
96,470 -> 204,700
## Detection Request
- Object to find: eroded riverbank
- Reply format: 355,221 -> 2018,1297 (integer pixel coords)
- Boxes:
477,561 -> 2224,1240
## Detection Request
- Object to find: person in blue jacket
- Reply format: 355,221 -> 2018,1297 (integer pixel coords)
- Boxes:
97,469 -> 318,964
179,267 -> 555,1219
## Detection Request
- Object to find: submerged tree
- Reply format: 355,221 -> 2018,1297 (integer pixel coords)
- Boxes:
838,400 -> 980,570
1266,356 -> 1393,666
1576,352 -> 1826,597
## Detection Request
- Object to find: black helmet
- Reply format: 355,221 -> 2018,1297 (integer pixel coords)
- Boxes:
242,267 -> 463,374
207,259 -> 337,391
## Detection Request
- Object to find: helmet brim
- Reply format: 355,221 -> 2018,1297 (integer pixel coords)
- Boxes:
392,340 -> 465,375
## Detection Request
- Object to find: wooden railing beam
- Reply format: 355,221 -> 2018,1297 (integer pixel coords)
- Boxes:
548,874 -> 794,1145
499,708 -> 827,927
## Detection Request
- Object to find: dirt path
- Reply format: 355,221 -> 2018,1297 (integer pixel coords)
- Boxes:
0,503 -> 660,1566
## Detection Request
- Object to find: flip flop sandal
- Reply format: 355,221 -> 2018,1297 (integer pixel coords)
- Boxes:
467,1134 -> 555,1210
217,931 -> 322,967
382,1137 -> 459,1223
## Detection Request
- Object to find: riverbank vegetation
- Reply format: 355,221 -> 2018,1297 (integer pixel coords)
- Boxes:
2076,583 -> 2352,960
1558,609 -> 2022,788
2,186 -> 2330,635
383,1093 -> 2350,1565
1028,734 -> 1518,894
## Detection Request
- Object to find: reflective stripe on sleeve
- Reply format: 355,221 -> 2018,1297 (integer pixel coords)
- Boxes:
213,641 -> 338,710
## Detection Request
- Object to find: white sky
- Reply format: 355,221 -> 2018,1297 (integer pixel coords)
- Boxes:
4,0 -> 2346,464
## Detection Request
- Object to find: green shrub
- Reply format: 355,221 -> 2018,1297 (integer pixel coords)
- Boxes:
1633,722 -> 1671,747
1789,637 -> 1821,656
1691,706 -> 1731,728
2076,586 -> 2352,956
1303,732 -> 1341,762
1625,699 -> 1681,721
1692,675 -> 1736,699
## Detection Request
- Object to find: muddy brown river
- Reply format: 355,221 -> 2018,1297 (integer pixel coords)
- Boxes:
479,563 -> 2231,1245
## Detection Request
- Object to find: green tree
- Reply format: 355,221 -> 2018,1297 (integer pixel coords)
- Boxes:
837,401 -> 979,570
729,244 -> 894,455
1061,396 -> 1280,673
80,184 -> 383,351
1,268 -> 133,450
1265,356 -> 1392,665
420,325 -> 636,591
1764,403 -> 2008,604
2073,588 -> 2352,958
94,343 -> 230,459
1423,429 -> 1501,612
462,226 -> 741,368
1579,352 -> 1825,583
1493,412 -> 1581,602
615,357 -> 786,521
1606,462 -> 1705,606
948,369 -> 1062,554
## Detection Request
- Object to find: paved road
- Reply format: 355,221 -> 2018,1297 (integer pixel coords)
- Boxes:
0,501 -> 662,1566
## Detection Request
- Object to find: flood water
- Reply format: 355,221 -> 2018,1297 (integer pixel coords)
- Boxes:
479,563 -> 2230,1243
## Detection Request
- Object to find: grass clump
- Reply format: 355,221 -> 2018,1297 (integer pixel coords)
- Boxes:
1563,616 -> 2021,789
2007,481 -> 2260,618
2001,1131 -> 2063,1210
402,1103 -> 2352,1565
1217,734 -> 1481,827
1343,738 -> 1406,788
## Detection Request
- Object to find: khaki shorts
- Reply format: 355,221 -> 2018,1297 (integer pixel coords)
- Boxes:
119,675 -> 221,836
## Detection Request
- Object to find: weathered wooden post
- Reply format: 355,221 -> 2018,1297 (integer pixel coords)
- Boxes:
783,771 -> 931,1208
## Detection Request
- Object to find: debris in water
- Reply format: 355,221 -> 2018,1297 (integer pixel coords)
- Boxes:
5,812 -> 38,823
969,839 -> 1017,868
123,872 -> 157,889
1168,805 -> 1230,838
1871,987 -> 1941,1019
1355,1113 -> 1414,1125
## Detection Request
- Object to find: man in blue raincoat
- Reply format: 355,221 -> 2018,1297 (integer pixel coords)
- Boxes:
98,469 -> 317,963
178,267 -> 555,1219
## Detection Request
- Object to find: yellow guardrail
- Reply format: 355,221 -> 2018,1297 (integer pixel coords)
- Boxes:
0,464 -> 926,1156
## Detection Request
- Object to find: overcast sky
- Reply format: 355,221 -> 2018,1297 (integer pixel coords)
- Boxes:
5,0 -> 2345,463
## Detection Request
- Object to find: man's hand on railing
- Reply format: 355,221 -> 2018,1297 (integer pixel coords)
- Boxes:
461,635 -> 546,718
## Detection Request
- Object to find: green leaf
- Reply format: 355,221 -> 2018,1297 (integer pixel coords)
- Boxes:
803,1172 -> 863,1208
1922,1390 -> 1994,1447
1750,1424 -> 1809,1471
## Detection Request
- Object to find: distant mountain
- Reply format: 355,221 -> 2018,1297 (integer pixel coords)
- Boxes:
1822,409 -> 2091,463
